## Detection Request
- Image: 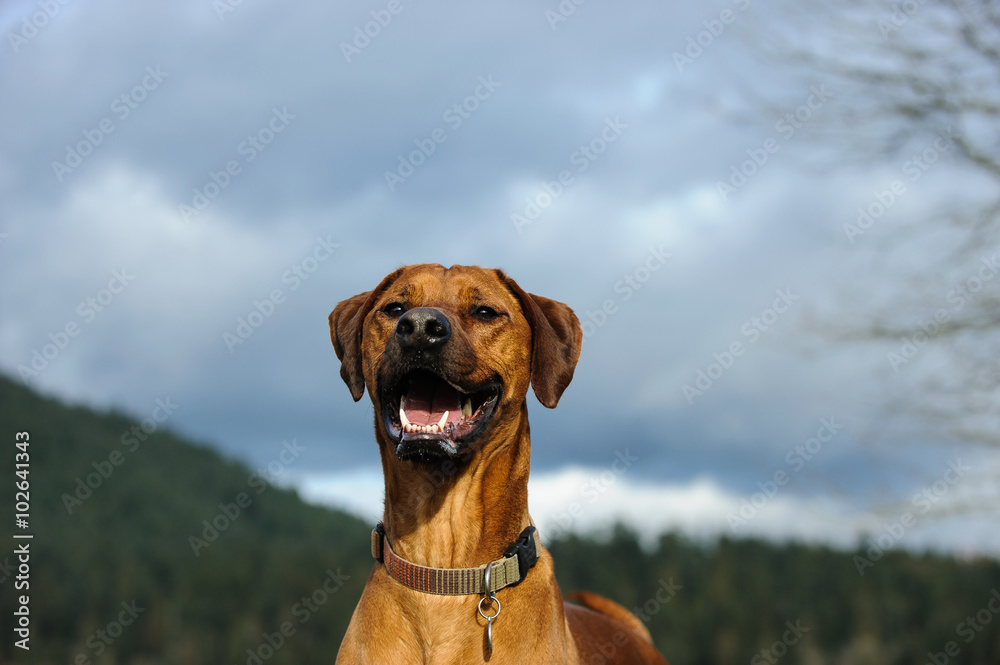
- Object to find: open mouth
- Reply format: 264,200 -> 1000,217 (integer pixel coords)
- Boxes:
381,369 -> 499,462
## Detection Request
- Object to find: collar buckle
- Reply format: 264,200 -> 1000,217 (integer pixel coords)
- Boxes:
502,525 -> 538,583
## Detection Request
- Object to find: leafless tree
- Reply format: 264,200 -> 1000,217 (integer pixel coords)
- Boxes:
745,0 -> 999,512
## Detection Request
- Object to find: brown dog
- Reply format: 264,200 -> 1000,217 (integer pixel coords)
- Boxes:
329,264 -> 668,664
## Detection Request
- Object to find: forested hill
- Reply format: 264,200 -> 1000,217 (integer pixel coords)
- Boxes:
0,374 -> 372,664
1,374 -> 998,664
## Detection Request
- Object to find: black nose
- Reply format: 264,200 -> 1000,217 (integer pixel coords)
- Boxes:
395,308 -> 452,351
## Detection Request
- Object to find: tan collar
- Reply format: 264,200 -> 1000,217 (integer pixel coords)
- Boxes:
370,523 -> 540,596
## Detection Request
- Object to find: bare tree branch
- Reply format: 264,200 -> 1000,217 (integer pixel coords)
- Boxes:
744,0 -> 1000,462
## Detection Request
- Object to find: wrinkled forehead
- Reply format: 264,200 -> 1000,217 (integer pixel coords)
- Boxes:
385,264 -> 522,311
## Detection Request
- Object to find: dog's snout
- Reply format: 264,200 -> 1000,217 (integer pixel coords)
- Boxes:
395,308 -> 452,351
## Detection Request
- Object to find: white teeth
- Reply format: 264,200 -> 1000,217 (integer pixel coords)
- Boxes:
399,409 -> 451,435
402,423 -> 443,434
462,399 -> 472,419
399,398 -> 410,428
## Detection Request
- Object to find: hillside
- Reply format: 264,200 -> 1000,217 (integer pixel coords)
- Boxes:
0,375 -> 372,664
1,374 -> 998,664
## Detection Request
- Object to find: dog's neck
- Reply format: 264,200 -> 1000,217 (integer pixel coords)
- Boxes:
377,403 -> 534,569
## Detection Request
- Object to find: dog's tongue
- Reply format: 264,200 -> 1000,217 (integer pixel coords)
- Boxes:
403,378 -> 462,426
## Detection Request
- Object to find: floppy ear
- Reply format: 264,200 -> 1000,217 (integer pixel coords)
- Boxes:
328,268 -> 404,401
329,291 -> 371,401
499,272 -> 583,408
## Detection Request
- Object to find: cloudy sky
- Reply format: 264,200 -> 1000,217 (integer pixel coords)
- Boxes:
2,0 -> 996,556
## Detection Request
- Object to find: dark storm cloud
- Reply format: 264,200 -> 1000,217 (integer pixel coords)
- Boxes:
3,0 -> 985,553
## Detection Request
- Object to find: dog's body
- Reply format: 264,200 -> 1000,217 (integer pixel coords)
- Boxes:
330,264 -> 668,664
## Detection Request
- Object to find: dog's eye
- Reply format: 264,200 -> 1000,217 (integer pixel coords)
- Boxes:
382,302 -> 405,316
472,305 -> 500,321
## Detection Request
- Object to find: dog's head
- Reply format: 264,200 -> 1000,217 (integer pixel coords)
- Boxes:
329,264 -> 581,464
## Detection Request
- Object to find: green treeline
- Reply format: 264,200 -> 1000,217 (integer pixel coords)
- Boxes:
551,529 -> 1000,665
0,374 -> 997,664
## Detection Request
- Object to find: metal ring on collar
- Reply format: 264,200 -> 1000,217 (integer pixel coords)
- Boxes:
478,595 -> 501,621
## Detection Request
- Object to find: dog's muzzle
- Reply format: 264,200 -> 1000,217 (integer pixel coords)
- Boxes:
378,309 -> 501,463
